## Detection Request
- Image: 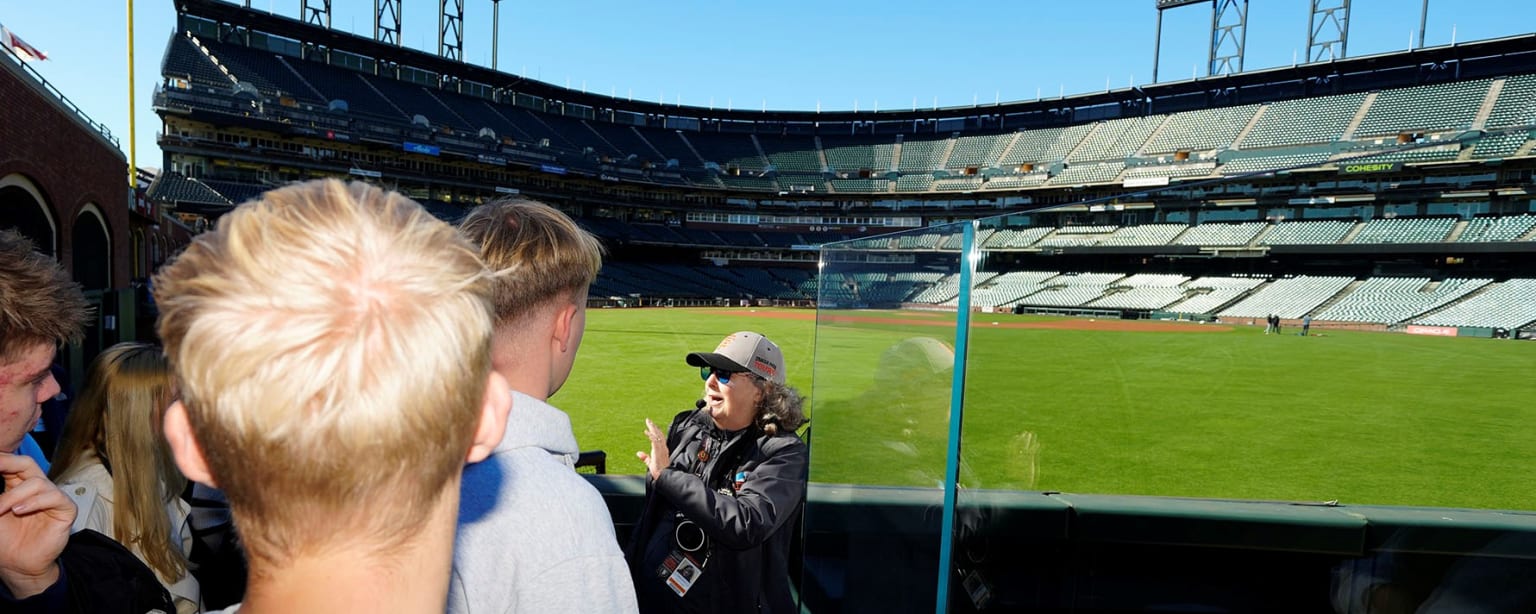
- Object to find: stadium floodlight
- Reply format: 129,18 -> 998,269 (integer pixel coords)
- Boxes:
302,0 -> 331,28
1151,0 -> 1246,81
439,0 -> 464,62
1307,0 -> 1351,62
374,0 -> 401,46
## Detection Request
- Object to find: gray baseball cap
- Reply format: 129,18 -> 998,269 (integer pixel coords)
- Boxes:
686,331 -> 786,384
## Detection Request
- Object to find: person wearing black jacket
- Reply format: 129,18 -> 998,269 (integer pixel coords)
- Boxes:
631,331 -> 809,613
0,230 -> 174,613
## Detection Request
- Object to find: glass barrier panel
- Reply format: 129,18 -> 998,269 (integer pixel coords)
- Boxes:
945,141 -> 1536,610
802,221 -> 970,613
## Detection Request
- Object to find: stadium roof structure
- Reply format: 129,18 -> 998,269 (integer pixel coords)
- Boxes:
179,0 -> 1536,129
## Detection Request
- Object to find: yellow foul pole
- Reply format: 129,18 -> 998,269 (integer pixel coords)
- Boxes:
127,0 -> 136,188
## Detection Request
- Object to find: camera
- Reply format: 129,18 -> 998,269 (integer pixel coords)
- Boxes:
674,515 -> 707,552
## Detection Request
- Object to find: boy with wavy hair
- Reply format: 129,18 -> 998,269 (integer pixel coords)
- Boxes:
450,198 -> 637,613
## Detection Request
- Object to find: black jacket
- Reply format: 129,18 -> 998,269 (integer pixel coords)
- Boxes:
0,529 -> 174,614
628,408 -> 808,614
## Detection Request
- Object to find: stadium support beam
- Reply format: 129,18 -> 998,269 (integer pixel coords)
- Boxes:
301,0 -> 331,29
1307,0 -> 1351,62
1209,0 -> 1247,76
438,0 -> 464,62
375,0 -> 402,46
1418,0 -> 1429,49
491,0 -> 503,71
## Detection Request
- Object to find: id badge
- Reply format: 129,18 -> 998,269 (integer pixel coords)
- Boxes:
658,550 -> 706,597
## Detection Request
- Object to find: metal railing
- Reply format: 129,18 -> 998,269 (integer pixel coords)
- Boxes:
0,39 -> 120,150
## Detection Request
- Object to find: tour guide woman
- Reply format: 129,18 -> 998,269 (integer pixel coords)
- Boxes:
630,331 -> 809,613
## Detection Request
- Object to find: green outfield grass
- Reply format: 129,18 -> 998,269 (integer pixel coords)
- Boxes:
558,307 -> 1536,511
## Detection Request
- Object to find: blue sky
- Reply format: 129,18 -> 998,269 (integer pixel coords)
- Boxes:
2,0 -> 1532,171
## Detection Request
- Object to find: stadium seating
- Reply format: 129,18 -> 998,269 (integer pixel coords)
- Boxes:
933,176 -> 983,192
1096,224 -> 1186,247
1315,277 -> 1492,324
983,227 -> 1053,249
282,58 -> 402,119
442,97 -> 529,141
197,179 -> 266,205
760,135 -> 823,173
686,132 -> 766,172
1164,277 -> 1264,314
1173,222 -> 1265,246
981,173 -> 1049,190
1048,161 -> 1124,186
1339,144 -> 1462,164
1122,162 -> 1217,181
897,136 -> 949,173
1458,214 -> 1536,242
718,174 -> 777,191
1080,273 -> 1191,310
1256,220 -> 1354,245
1218,276 -> 1353,319
908,273 -> 967,304
830,178 -> 889,193
1067,116 -> 1162,163
590,123 -> 665,161
1347,217 -> 1455,244
894,174 -> 933,192
202,39 -> 322,100
1355,79 -> 1491,137
822,135 -> 894,174
1086,286 -> 1186,310
365,76 -> 468,130
946,133 -> 1012,169
955,271 -> 1057,308
644,130 -> 703,165
1238,93 -> 1367,149
1470,132 -> 1530,159
1036,226 -> 1117,248
998,124 -> 1093,166
776,174 -> 827,192
938,228 -> 995,251
165,35 -> 232,88
147,172 -> 231,206
1413,279 -> 1536,329
1220,152 -> 1332,175
1142,105 -> 1258,154
1005,272 -> 1123,308
1485,74 -> 1536,130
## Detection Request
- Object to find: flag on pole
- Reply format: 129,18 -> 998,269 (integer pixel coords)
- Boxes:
0,23 -> 49,62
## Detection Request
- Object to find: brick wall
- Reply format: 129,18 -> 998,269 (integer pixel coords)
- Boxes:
0,57 -> 131,289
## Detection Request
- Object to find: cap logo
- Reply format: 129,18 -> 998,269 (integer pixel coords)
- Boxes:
751,357 -> 777,377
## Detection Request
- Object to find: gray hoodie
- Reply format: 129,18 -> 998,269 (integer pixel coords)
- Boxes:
449,391 -> 638,613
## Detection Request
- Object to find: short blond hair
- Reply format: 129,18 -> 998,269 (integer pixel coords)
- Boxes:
153,179 -> 495,562
457,198 -> 603,324
0,229 -> 90,362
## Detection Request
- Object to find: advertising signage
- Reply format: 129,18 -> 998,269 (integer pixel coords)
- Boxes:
402,142 -> 441,156
1338,162 -> 1403,175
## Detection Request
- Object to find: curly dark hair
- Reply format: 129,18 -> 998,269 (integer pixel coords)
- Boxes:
753,380 -> 807,436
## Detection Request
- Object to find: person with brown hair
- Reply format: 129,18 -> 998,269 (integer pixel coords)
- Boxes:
1,229 -> 175,612
450,197 -> 637,613
630,331 -> 809,614
153,179 -> 512,613
49,342 -> 199,613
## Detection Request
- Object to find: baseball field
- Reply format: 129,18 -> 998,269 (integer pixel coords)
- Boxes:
558,307 -> 1536,511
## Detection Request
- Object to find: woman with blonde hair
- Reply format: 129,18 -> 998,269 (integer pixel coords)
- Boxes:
49,342 -> 201,613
